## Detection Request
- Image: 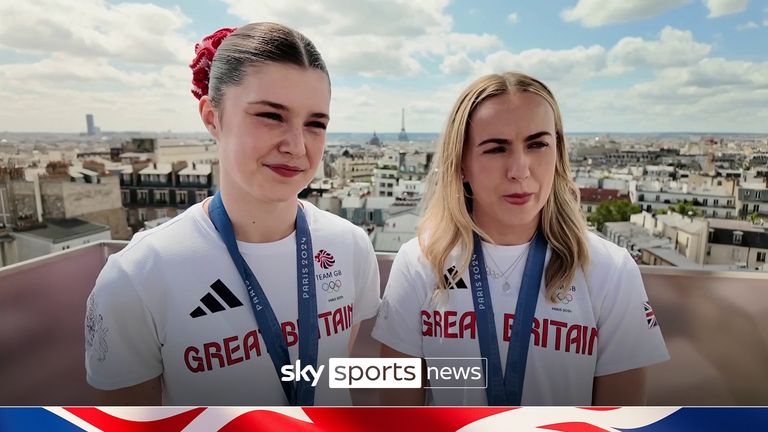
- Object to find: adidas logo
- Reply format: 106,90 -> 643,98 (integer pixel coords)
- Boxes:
443,266 -> 468,289
190,279 -> 244,318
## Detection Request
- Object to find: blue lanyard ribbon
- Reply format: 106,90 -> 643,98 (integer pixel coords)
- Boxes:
208,192 -> 318,406
469,231 -> 547,406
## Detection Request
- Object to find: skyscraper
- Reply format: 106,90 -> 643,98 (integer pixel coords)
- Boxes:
86,114 -> 95,136
398,108 -> 409,142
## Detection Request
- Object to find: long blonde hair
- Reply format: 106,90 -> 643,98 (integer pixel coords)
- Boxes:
418,71 -> 589,303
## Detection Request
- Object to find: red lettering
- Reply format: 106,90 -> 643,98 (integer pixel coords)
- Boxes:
243,330 -> 261,360
445,311 -> 458,338
551,320 -> 567,351
345,304 -> 353,328
184,346 -> 205,373
332,307 -> 345,334
459,311 -> 476,339
541,318 -> 549,348
421,310 -> 433,337
318,311 -> 333,337
223,335 -> 243,366
503,313 -> 515,342
531,317 -> 541,346
587,327 -> 599,356
581,325 -> 588,355
203,342 -> 224,370
282,321 -> 298,347
565,324 -> 582,354
434,310 -> 442,338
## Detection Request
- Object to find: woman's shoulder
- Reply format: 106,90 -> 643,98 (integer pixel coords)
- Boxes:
301,200 -> 369,242
583,230 -> 633,269
113,202 -> 213,267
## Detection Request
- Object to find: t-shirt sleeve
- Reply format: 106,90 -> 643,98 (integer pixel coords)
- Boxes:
85,256 -> 163,390
352,228 -> 381,324
371,242 -> 426,358
594,249 -> 670,376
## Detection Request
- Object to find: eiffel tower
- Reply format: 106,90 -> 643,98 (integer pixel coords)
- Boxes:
398,107 -> 409,142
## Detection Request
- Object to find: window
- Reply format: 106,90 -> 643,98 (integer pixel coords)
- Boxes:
587,205 -> 592,213
709,229 -> 714,242
655,195 -> 660,202
726,211 -> 732,218
195,191 -> 209,203
703,198 -> 708,206
706,246 -> 711,257
713,199 -> 718,206
156,209 -> 167,219
121,190 -> 130,205
177,190 -> 187,205
757,191 -> 763,200
733,231 -> 743,245
138,190 -> 149,202
138,209 -> 146,222
122,173 -> 131,183
758,252 -> 767,263
753,205 -> 760,213
154,190 -> 168,203
199,175 -> 207,184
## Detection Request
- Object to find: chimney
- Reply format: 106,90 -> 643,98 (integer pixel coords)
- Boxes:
153,162 -> 157,169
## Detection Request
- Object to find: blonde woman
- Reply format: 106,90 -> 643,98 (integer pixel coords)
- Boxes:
372,72 -> 668,406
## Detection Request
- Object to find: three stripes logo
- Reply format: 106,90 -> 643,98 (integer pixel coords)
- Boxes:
314,249 -> 335,269
190,279 -> 244,318
443,266 -> 468,290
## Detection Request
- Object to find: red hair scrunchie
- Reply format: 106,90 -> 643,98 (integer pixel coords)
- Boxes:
190,27 -> 237,100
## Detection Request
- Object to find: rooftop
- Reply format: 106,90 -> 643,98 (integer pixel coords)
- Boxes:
177,163 -> 212,176
12,219 -> 110,243
139,163 -> 173,175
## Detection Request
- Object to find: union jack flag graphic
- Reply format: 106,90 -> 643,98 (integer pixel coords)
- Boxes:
644,301 -> 658,329
1,407 -> 767,432
314,250 -> 335,270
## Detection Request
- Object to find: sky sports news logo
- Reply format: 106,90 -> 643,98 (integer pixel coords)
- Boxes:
280,358 -> 487,389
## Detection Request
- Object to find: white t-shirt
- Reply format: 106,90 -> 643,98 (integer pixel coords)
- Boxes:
371,231 -> 669,406
85,200 -> 381,405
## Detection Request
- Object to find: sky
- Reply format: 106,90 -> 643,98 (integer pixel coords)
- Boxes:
0,0 -> 767,134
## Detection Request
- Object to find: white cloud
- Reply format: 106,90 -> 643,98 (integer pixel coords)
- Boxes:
608,27 -> 711,68
561,0 -> 691,27
440,53 -> 476,75
508,13 -> 519,24
466,45 -> 609,84
0,0 -> 194,65
221,0 -> 501,78
328,82 -> 465,132
704,0 -> 749,18
737,21 -> 759,30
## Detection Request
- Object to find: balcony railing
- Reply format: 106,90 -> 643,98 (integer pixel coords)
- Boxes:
1,242 -> 767,405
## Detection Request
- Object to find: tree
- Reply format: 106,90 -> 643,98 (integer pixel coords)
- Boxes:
670,201 -> 699,217
588,199 -> 642,231
748,212 -> 762,224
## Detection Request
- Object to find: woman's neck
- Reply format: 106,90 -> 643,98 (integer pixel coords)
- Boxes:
207,187 -> 298,243
473,208 -> 539,246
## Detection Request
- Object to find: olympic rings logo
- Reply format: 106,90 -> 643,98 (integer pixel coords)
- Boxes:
556,291 -> 573,304
322,279 -> 342,292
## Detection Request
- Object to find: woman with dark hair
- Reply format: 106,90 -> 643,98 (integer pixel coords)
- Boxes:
373,72 -> 668,406
85,23 -> 380,406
